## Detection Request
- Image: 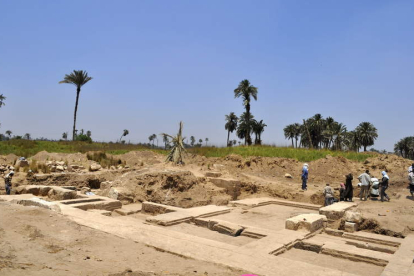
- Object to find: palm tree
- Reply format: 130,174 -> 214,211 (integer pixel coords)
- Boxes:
293,123 -> 302,148
190,136 -> 195,147
59,70 -> 93,141
23,133 -> 31,140
198,139 -> 203,146
225,112 -> 238,147
237,112 -> 254,145
148,135 -> 154,146
162,134 -> 170,149
331,122 -> 347,150
252,120 -> 267,145
205,138 -> 209,146
62,132 -> 68,140
86,130 -> 92,138
152,134 -> 157,147
283,124 -> 296,147
234,80 -> 258,146
0,94 -> 6,109
5,130 -> 12,138
120,129 -> 129,142
356,122 -> 378,151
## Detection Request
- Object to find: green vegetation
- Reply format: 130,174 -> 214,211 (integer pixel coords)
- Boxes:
394,136 -> 414,160
188,145 -> 374,162
284,114 -> 378,152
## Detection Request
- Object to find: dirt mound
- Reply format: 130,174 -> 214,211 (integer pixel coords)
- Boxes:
109,169 -> 231,208
114,151 -> 163,166
31,151 -> 88,163
0,154 -> 19,165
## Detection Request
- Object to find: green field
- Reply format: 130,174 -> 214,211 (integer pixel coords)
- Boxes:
0,140 -> 374,162
187,145 -> 374,162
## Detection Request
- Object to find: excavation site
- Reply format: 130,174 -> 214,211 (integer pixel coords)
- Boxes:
1,150 -> 414,276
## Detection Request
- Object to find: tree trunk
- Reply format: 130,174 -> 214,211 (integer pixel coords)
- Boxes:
246,104 -> 252,146
364,145 -> 367,152
303,119 -> 313,149
291,139 -> 294,147
72,87 -> 81,141
295,138 -> 298,148
227,131 -> 230,147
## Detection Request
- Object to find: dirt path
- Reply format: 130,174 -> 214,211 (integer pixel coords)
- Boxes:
0,202 -> 245,276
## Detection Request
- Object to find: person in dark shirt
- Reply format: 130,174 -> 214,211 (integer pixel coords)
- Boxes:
344,173 -> 354,201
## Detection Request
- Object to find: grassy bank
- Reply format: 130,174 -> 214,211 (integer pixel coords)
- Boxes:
0,140 -> 374,162
187,145 -> 374,162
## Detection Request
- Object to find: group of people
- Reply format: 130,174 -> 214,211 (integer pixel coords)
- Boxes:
301,163 -> 392,206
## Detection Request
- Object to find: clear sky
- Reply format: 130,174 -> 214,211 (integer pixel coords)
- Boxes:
0,0 -> 413,150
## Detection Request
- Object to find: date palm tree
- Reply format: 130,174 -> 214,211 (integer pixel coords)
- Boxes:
252,119 -> 267,145
23,133 -> 31,140
283,124 -> 296,147
190,136 -> 195,147
356,122 -> 378,151
62,132 -> 68,140
237,112 -> 254,145
59,70 -> 93,141
120,129 -> 129,143
225,112 -> 238,147
234,80 -> 258,146
0,94 -> 6,109
205,138 -> 209,146
5,130 -> 12,138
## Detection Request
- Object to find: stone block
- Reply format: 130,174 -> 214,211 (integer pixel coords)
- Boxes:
319,202 -> 357,220
285,214 -> 327,232
344,211 -> 363,223
13,197 -> 61,213
205,172 -> 222,177
344,222 -> 358,233
47,187 -> 77,200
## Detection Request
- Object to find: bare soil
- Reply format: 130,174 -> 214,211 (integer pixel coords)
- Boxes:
0,202 -> 245,276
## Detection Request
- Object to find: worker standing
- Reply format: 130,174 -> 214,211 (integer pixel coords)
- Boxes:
358,170 -> 371,201
323,183 -> 334,206
301,163 -> 309,191
379,171 -> 390,202
408,172 -> 414,199
4,171 -> 14,195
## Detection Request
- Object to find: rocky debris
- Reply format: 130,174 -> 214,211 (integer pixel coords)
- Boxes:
90,163 -> 102,172
15,185 -> 77,200
47,187 -> 77,200
81,187 -> 91,194
284,173 -> 293,179
56,165 -> 65,172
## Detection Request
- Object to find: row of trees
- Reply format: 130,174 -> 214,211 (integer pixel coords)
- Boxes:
224,80 -> 267,146
283,114 -> 378,152
394,136 -> 414,160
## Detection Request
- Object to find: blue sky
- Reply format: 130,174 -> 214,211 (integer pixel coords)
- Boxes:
0,0 -> 413,150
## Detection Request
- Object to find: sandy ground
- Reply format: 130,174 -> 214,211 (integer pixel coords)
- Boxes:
0,202 -> 246,276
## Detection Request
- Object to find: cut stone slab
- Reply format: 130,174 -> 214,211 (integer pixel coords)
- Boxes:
11,197 -> 61,213
47,186 -> 77,200
114,203 -> 142,216
344,222 -> 357,233
344,211 -> 363,223
141,201 -> 182,214
193,218 -> 245,236
146,205 -> 231,226
87,209 -> 112,216
205,172 -> 222,177
342,231 -> 402,247
319,201 -> 358,220
286,214 -> 327,232
229,197 -> 321,211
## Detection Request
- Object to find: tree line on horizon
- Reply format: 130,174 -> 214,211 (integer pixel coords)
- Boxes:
4,71 -> 414,160
283,114 -> 378,152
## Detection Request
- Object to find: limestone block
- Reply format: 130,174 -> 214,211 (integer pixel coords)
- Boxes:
284,173 -> 293,178
90,164 -> 102,171
286,214 -> 327,232
47,187 -> 77,200
13,197 -> 61,213
344,211 -> 363,223
319,202 -> 357,220
205,172 -> 222,177
344,222 -> 358,233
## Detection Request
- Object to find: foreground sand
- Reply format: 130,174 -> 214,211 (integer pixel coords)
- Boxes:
0,202 -> 245,276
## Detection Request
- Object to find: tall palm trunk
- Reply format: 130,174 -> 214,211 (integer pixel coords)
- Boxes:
72,87 -> 80,141
227,130 -> 230,147
295,138 -> 298,148
246,104 -> 252,145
